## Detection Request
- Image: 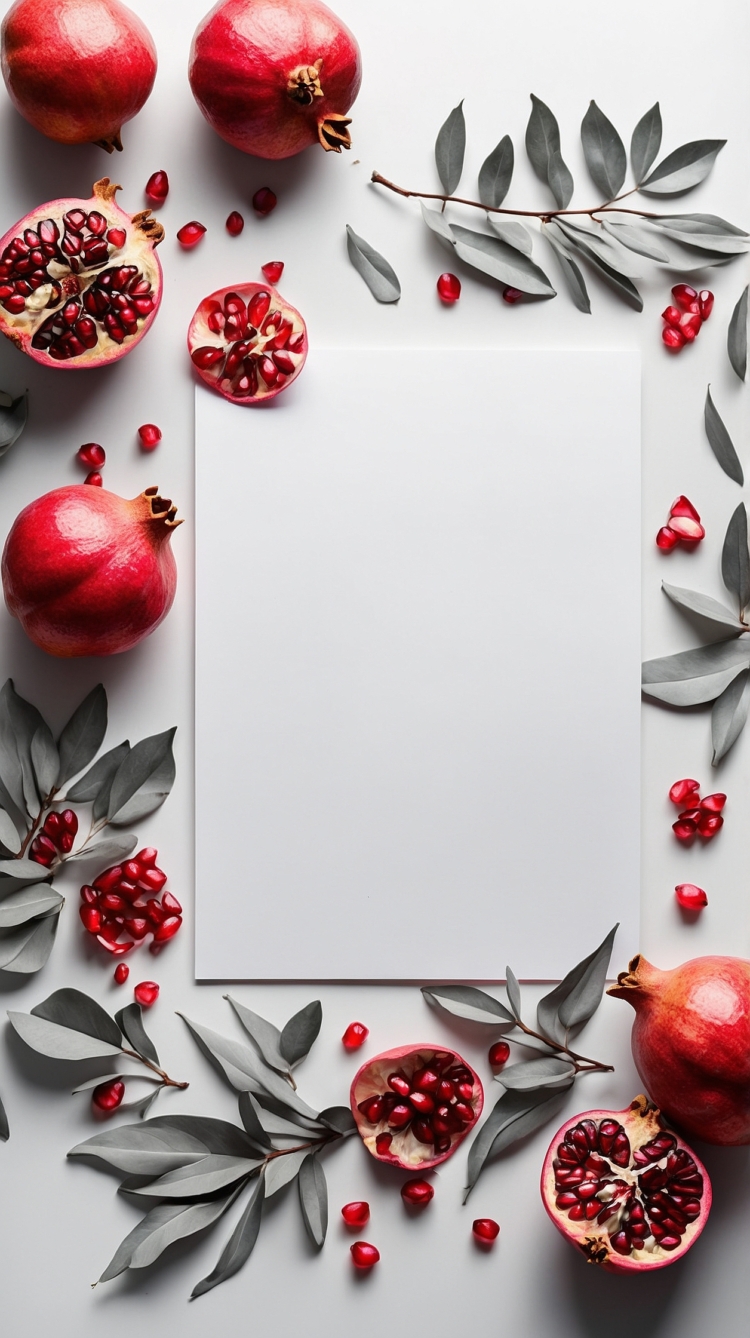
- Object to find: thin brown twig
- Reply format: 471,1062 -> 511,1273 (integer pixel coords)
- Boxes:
512,1019 -> 613,1074
370,172 -> 658,222
120,1047 -> 189,1090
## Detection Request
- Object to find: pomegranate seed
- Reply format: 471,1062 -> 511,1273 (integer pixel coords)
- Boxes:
668,515 -> 705,542
226,211 -> 245,236
672,284 -> 698,311
136,847 -> 158,868
94,866 -> 124,893
699,289 -> 714,320
252,187 -> 277,216
138,423 -> 162,451
341,1201 -> 370,1227
700,793 -> 726,813
261,261 -> 284,284
673,818 -> 697,842
661,305 -> 682,327
114,963 -> 130,985
77,442 -> 105,469
662,326 -> 685,350
401,1179 -> 434,1207
80,885 -> 97,906
387,1073 -> 411,1097
488,1040 -> 510,1067
84,471 -> 103,486
437,272 -> 461,303
153,915 -> 182,943
79,905 -> 102,934
145,171 -> 169,205
669,779 -> 700,807
92,1079 -> 125,1112
375,1133 -> 392,1155
350,1241 -> 379,1269
679,312 -> 702,342
409,1091 -> 435,1116
106,228 -> 127,249
697,812 -> 723,839
140,867 -> 167,893
161,891 -> 183,915
675,883 -> 708,912
96,936 -> 133,955
472,1218 -> 500,1243
342,1021 -> 368,1050
502,287 -> 522,304
177,222 -> 207,248
134,981 -> 159,1008
669,496 -> 701,521
656,526 -> 679,551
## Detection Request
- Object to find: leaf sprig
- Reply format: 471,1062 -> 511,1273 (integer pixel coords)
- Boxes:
422,926 -> 617,1197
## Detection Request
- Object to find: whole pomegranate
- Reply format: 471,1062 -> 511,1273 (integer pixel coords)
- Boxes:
2,485 -> 180,657
0,179 -> 163,369
189,282 -> 307,403
1,0 -> 157,151
609,955 -> 750,1145
541,1096 -> 711,1272
350,1045 -> 483,1170
189,0 -> 362,158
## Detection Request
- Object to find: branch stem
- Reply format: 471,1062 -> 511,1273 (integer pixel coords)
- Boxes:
120,1047 -> 189,1090
370,172 -> 657,222
512,1019 -> 613,1074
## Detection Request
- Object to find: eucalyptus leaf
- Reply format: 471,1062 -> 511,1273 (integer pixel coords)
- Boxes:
345,226 -> 401,303
661,583 -> 745,635
640,140 -> 726,196
642,638 -> 750,706
728,286 -> 748,381
179,1014 -> 320,1120
722,504 -> 750,612
554,218 -> 642,278
487,218 -> 533,255
32,986 -> 122,1045
115,1002 -> 159,1067
147,1115 -> 258,1158
581,101 -> 626,198
600,220 -> 669,262
30,724 -> 59,798
265,1148 -> 309,1197
8,1011 -> 121,1061
645,219 -> 748,255
280,1000 -> 322,1067
478,135 -> 514,208
547,150 -> 574,210
238,1092 -> 273,1148
711,670 -> 750,764
505,967 -> 521,1019
71,1073 -> 138,1093
497,1056 -> 575,1090
119,1089 -> 162,1120
225,995 -> 288,1074
318,1105 -> 356,1136
450,224 -> 555,297
420,201 -> 454,242
538,924 -> 618,1042
107,728 -> 176,825
56,685 -> 108,789
525,94 -> 562,187
0,911 -> 59,972
0,883 -> 62,928
3,682 -> 45,814
422,983 -> 515,1025
435,101 -> 466,194
130,1153 -> 260,1200
101,1193 -> 239,1281
630,103 -> 662,182
66,833 -> 137,866
298,1153 -> 327,1247
0,1090 -> 8,1140
0,392 -> 28,459
65,741 -> 129,807
0,858 -> 53,881
464,1085 -> 573,1198
543,226 -> 591,313
0,808 -> 21,854
0,682 -> 27,813
191,1171 -> 265,1299
705,387 -> 743,485
552,223 -> 643,309
69,1122 -> 208,1176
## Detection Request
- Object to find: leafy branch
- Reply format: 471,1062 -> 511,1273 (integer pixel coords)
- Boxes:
422,925 -> 618,1198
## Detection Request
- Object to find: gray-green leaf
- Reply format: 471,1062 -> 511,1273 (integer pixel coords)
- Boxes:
130,1153 -> 259,1200
464,1086 -> 573,1198
581,101 -> 626,198
147,1115 -> 257,1157
8,1012 -> 121,1061
107,728 -> 176,825
30,724 -> 59,798
525,95 -> 563,193
420,201 -> 454,243
0,1090 -> 8,1140
0,911 -> 59,972
662,583 -> 745,635
547,149 -> 574,210
238,1092 -> 273,1149
435,101 -> 466,194
65,741 -> 129,808
56,685 -> 108,788
642,638 -> 750,706
478,135 -> 513,208
191,1170 -> 265,1299
0,392 -> 28,459
552,223 -> 643,310
487,218 -> 533,255
67,833 -> 137,866
265,1148 -> 308,1197
600,220 -> 669,262
543,226 -> 591,313
722,504 -> 750,612
32,986 -> 122,1045
711,670 -> 750,764
450,224 -> 555,297
179,1014 -> 320,1120
505,967 -> 521,1019
537,924 -> 618,1042
640,140 -> 726,196
705,386 -> 743,485
0,884 -> 62,928
115,1002 -> 159,1066
225,995 -> 288,1075
497,1056 -> 575,1090
318,1105 -> 357,1136
298,1153 -> 327,1247
69,1122 -> 208,1176
0,809 -> 21,855
422,984 -> 515,1025
345,226 -> 401,303
101,1193 -> 239,1281
728,286 -> 748,381
280,1000 -> 322,1067
630,103 -> 662,183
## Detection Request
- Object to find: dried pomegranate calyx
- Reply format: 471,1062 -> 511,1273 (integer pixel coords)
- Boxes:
287,59 -> 325,104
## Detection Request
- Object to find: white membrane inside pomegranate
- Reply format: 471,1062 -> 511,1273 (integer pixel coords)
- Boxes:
542,1097 -> 709,1268
0,180 -> 162,365
189,284 -> 307,402
352,1048 -> 482,1169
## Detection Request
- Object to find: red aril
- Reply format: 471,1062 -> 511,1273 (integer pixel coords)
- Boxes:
672,818 -> 697,842
700,793 -> 726,813
656,527 -> 678,551
114,963 -> 130,984
437,272 -> 461,303
252,188 -> 277,216
77,443 -> 105,469
92,1079 -> 125,1112
472,1218 -> 500,1243
675,884 -> 707,912
226,211 -> 245,236
262,261 -> 285,285
153,915 -> 182,943
488,1040 -> 510,1068
697,811 -> 722,839
672,284 -> 699,311
662,326 -> 685,350
177,222 -> 206,248
669,779 -> 700,807
342,1021 -> 368,1050
0,180 -> 163,369
80,905 -> 102,933
189,0 -> 362,158
699,289 -> 714,320
189,282 -> 308,405
134,981 -> 159,1007
669,496 -> 700,522
541,1095 -> 711,1271
679,312 -> 701,342
145,171 -> 169,205
667,515 -> 704,541
661,306 -> 681,326
138,423 -> 162,451
85,471 -> 103,486
3,485 -> 180,656
1,0 -> 156,151
341,1201 -> 369,1227
503,287 -> 522,304
401,1179 -> 434,1207
350,1241 -> 379,1269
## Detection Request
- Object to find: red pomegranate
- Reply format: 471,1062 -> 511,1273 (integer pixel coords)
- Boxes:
188,0 -> 362,158
189,282 -> 307,403
541,1096 -> 711,1272
1,0 -> 157,151
609,955 -> 750,1145
2,485 -> 180,657
350,1045 -> 483,1171
0,179 -> 163,369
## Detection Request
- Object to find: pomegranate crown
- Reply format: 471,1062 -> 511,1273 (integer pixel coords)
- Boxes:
91,178 -> 164,247
607,954 -> 662,1004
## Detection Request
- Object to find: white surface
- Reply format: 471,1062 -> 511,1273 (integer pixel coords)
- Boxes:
195,351 -> 641,979
0,0 -> 748,1334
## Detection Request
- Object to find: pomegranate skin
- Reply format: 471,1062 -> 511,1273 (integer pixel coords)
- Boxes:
1,0 -> 157,151
189,0 -> 362,158
2,485 -> 180,657
609,955 -> 750,1145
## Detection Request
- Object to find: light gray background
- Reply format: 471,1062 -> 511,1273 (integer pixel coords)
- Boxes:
0,0 -> 748,1334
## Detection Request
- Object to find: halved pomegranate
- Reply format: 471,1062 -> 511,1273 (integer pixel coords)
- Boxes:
541,1096 -> 711,1272
350,1045 -> 483,1170
188,283 -> 307,404
0,179 -> 163,368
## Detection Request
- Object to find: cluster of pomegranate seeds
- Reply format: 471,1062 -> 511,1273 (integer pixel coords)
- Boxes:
472,1218 -> 500,1243
77,442 -> 105,470
261,261 -> 285,285
92,1079 -> 125,1112
662,285 -> 714,350
252,187 -> 277,216
437,272 -> 461,303
145,172 -> 169,206
114,963 -> 130,985
29,809 -> 78,866
488,1040 -> 510,1068
342,1021 -> 368,1050
191,288 -> 304,399
401,1178 -> 434,1207
79,847 -> 182,956
503,287 -> 522,304
350,1241 -> 380,1269
675,883 -> 708,912
341,1201 -> 370,1227
177,222 -> 206,249
552,1116 -> 705,1256
357,1053 -> 478,1156
134,980 -> 159,1008
669,779 -> 726,842
226,211 -> 245,236
138,423 -> 162,451
656,496 -> 705,552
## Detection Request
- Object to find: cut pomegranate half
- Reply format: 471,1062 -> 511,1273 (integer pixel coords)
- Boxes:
541,1095 -> 711,1272
188,282 -> 308,405
350,1044 -> 483,1170
0,179 -> 163,369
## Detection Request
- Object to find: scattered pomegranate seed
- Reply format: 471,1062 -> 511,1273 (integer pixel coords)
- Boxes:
134,981 -> 159,1008
401,1179 -> 434,1207
488,1040 -> 511,1068
252,187 -> 277,216
656,526 -> 679,551
697,811 -> 723,839
673,818 -> 697,842
671,496 -> 700,521
77,442 -> 105,469
675,883 -> 708,912
700,793 -> 726,813
669,779 -> 701,807
138,423 -> 162,451
226,210 -> 245,236
662,325 -> 685,350
176,221 -> 206,248
472,1218 -> 500,1243
341,1201 -> 370,1227
672,284 -> 699,312
656,499 -> 704,550
668,514 -> 705,542
342,1021 -> 368,1050
437,272 -> 461,303
261,261 -> 285,284
699,289 -> 714,320
662,286 -> 712,352
502,287 -> 522,304
350,1241 -> 380,1269
114,963 -> 130,984
92,1079 -> 125,1112
145,171 -> 169,205
84,471 -> 103,486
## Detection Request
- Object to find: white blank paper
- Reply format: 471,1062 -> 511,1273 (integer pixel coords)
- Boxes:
195,350 -> 640,980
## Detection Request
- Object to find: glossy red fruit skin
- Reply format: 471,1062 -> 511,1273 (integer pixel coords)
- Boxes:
1,0 -> 156,151
472,1218 -> 500,1242
189,0 -> 362,159
609,955 -> 750,1144
2,485 -> 180,657
669,778 -> 700,807
342,1021 -> 368,1050
699,289 -> 714,320
341,1201 -> 369,1227
350,1241 -> 379,1269
502,287 -> 522,304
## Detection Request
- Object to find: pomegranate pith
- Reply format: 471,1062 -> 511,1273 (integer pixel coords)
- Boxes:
541,1096 -> 711,1271
188,282 -> 308,405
